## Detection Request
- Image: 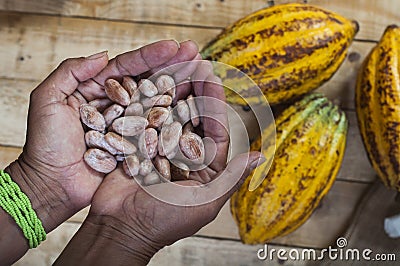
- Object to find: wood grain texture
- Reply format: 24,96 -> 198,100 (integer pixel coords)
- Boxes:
151,237 -> 308,266
0,145 -> 22,168
0,11 -> 219,81
13,222 -> 307,266
0,0 -> 398,41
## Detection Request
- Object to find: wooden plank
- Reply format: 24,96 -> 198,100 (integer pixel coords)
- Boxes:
0,145 -> 22,168
0,0 -> 398,41
0,11 -> 219,81
0,79 -> 37,147
197,181 -> 371,249
14,222 -> 308,266
151,237 -> 309,266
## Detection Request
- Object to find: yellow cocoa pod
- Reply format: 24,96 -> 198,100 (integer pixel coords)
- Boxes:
201,3 -> 358,105
355,25 -> 400,191
230,93 -> 348,244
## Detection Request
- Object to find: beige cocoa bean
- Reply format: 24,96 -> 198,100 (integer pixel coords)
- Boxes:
122,76 -> 137,97
182,122 -> 194,134
141,95 -> 172,109
84,148 -> 117,173
138,128 -> 158,159
89,98 -> 113,112
105,78 -> 130,106
176,100 -> 190,124
80,104 -> 106,132
112,116 -> 148,136
153,155 -> 171,181
179,132 -> 205,164
156,75 -> 176,98
139,159 -> 153,176
138,79 -> 158,97
170,160 -> 190,181
105,132 -> 137,155
103,104 -> 125,127
163,106 -> 174,125
123,154 -> 140,177
125,102 -> 144,116
160,121 -> 182,159
130,88 -> 141,103
143,171 -> 161,186
85,130 -> 118,155
187,95 -> 200,127
147,107 -> 169,129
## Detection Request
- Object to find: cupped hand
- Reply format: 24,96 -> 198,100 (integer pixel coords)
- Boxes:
77,67 -> 265,264
10,40 -> 200,231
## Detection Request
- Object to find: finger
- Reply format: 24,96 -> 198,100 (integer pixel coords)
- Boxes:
94,40 -> 180,84
32,51 -> 108,104
77,40 -> 180,101
192,60 -> 214,97
214,152 -> 265,208
148,40 -> 200,76
201,74 -> 229,172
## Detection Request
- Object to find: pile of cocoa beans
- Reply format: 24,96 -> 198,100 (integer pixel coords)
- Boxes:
79,75 -> 205,186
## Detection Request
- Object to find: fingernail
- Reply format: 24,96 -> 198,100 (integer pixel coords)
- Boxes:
170,39 -> 181,49
181,39 -> 199,50
250,155 -> 266,170
86,51 -> 108,60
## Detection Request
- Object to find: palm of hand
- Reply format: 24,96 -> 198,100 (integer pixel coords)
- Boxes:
23,89 -> 103,208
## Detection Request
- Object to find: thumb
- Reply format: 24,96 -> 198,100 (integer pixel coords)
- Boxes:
31,51 -> 109,103
215,151 -> 265,207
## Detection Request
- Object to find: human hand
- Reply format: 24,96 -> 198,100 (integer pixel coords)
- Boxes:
5,40 -> 200,232
54,63 -> 265,265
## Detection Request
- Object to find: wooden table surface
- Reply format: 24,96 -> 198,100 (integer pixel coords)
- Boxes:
0,0 -> 398,265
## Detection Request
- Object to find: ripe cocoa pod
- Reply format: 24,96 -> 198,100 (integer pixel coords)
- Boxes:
112,116 -> 148,136
104,132 -> 137,155
105,78 -> 130,106
138,79 -> 158,97
230,93 -> 348,244
80,104 -> 106,132
138,128 -> 158,159
85,130 -> 118,155
84,148 -> 117,173
103,104 -> 125,127
201,3 -> 359,105
123,154 -> 140,177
